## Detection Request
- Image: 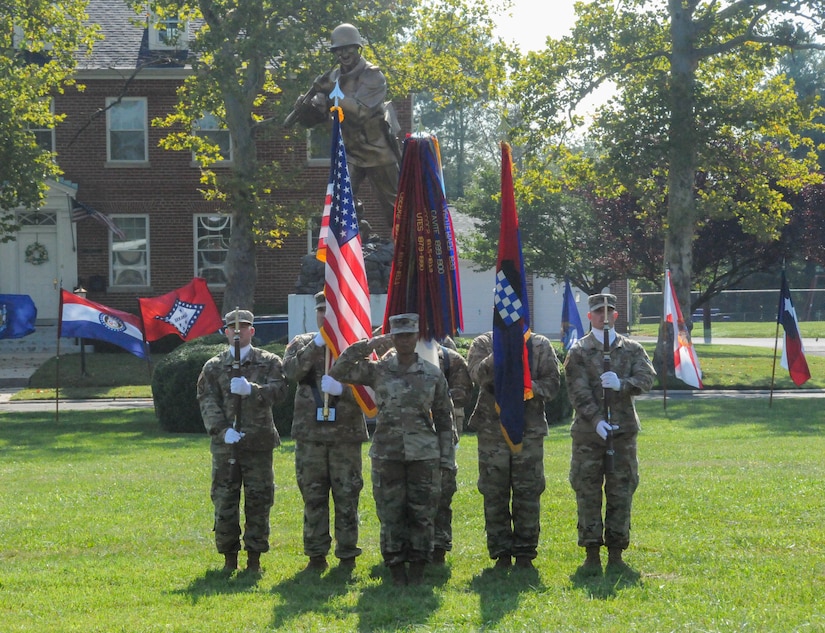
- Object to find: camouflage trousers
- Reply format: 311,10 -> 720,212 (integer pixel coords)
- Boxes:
295,440 -> 364,560
210,447 -> 274,554
569,431 -> 639,549
434,465 -> 458,551
371,457 -> 440,566
477,433 -> 546,560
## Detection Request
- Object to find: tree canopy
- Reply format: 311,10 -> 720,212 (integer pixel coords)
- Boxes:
0,0 -> 99,240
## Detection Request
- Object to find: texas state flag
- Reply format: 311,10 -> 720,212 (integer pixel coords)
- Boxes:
59,290 -> 149,360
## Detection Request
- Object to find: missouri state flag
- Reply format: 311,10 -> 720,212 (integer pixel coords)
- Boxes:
777,271 -> 810,386
0,294 -> 37,339
493,142 -> 533,451
59,290 -> 149,360
138,278 -> 223,342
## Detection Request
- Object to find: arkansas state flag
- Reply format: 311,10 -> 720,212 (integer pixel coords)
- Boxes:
138,278 -> 223,342
493,142 -> 533,451
777,271 -> 810,386
59,290 -> 149,360
664,269 -> 703,389
0,294 -> 37,339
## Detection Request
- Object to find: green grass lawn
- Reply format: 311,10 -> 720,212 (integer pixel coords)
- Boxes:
1,399 -> 823,632
630,320 -> 825,338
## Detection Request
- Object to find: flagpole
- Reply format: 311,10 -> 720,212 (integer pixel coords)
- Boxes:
662,267 -> 668,411
769,263 -> 785,407
56,285 -> 62,424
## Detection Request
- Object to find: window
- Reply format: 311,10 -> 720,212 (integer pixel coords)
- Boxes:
195,214 -> 231,285
194,114 -> 232,164
106,98 -> 147,163
30,99 -> 55,153
307,123 -> 333,164
111,216 -> 149,287
148,16 -> 188,50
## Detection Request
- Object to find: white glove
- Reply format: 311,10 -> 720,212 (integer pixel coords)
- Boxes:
230,376 -> 252,396
596,420 -> 616,440
321,374 -> 344,396
313,332 -> 325,347
601,371 -> 621,391
224,428 -> 245,444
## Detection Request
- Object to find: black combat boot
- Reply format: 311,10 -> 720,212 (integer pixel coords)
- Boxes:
223,552 -> 238,572
431,548 -> 446,565
304,555 -> 328,572
577,546 -> 602,577
389,563 -> 407,586
407,560 -> 426,585
247,551 -> 261,572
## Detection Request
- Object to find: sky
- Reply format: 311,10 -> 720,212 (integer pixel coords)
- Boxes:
493,0 -> 578,51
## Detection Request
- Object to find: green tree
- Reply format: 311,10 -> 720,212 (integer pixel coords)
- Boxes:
133,0 -> 414,310
507,0 -> 825,325
0,0 -> 99,241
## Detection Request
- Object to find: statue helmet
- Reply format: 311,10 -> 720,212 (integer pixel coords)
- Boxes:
330,23 -> 363,50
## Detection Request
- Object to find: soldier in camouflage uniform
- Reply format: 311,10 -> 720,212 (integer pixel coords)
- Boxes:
283,291 -> 369,573
197,309 -> 288,573
329,313 -> 454,586
564,293 -> 656,576
466,330 -> 561,570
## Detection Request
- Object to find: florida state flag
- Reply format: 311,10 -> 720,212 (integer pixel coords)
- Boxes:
138,278 -> 223,342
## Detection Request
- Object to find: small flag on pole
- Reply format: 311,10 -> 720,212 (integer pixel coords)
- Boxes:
59,290 -> 149,360
663,269 -> 703,389
138,278 -> 223,342
777,271 -> 810,386
71,200 -> 127,240
0,294 -> 37,339
561,278 -> 584,350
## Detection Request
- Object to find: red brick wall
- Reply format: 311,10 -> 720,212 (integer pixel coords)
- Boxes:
57,78 -> 410,315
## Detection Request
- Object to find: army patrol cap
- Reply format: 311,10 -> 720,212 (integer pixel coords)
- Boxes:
588,293 -> 617,311
224,308 -> 254,325
314,291 -> 326,310
389,313 -> 419,334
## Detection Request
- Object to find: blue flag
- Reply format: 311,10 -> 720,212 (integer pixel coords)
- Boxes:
0,294 -> 37,339
561,278 -> 584,350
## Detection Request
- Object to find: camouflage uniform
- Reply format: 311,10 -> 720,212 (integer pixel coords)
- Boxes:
329,338 -> 454,566
435,344 -> 472,554
564,330 -> 655,551
197,347 -> 287,555
283,331 -> 369,562
467,331 -> 561,562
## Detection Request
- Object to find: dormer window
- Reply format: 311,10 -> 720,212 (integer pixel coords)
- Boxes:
148,15 -> 188,50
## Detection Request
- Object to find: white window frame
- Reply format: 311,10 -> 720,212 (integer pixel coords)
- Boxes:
106,97 -> 148,164
193,114 -> 233,165
110,215 -> 150,288
148,15 -> 189,50
30,99 -> 55,154
194,214 -> 231,286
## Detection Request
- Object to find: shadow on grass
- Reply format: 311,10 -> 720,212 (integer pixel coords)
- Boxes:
469,562 -> 545,628
172,566 -> 263,603
353,563 -> 442,632
569,561 -> 643,600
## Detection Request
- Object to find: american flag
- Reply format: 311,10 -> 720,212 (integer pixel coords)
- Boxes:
71,200 -> 127,240
316,108 -> 377,416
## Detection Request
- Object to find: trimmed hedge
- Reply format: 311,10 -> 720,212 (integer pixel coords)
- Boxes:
152,335 -> 296,437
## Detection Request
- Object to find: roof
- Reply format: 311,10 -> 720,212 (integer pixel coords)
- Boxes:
77,0 -> 190,72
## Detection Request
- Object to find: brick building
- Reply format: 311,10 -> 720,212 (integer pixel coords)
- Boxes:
0,0 -> 408,322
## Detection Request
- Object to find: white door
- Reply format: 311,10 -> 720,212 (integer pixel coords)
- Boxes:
17,225 -> 60,321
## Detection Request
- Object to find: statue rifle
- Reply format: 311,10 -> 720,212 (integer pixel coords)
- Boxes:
283,67 -> 336,128
229,307 -> 242,483
603,296 -> 615,474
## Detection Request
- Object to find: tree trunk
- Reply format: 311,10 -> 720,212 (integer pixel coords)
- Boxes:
658,0 -> 698,366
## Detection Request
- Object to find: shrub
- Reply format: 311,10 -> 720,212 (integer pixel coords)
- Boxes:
152,336 -> 296,437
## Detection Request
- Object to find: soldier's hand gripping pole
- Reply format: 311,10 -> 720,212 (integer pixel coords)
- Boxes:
603,296 -> 615,474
